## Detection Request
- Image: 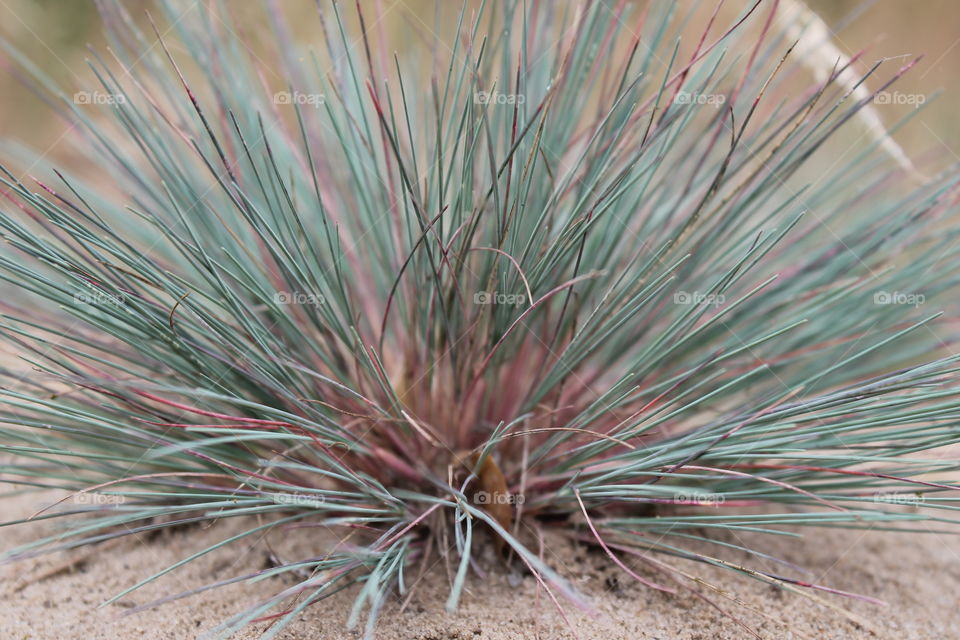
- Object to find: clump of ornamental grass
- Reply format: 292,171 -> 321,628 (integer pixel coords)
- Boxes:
2,0 -> 960,637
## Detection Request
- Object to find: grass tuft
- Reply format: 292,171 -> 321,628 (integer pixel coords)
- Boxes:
2,1 -> 960,637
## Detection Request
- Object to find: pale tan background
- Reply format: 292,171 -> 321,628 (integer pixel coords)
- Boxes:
2,0 -> 959,164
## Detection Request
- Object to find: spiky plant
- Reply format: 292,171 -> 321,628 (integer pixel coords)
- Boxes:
2,0 -> 960,636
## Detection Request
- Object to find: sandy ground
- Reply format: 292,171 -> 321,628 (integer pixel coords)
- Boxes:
1,489 -> 959,640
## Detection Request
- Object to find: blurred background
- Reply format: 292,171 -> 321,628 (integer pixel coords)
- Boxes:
1,0 -> 958,175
